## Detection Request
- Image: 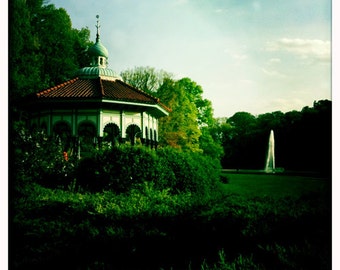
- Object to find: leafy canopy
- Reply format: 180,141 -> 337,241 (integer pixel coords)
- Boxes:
9,0 -> 92,100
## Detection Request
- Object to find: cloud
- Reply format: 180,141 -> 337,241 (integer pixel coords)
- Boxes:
268,58 -> 281,64
215,8 -> 227,13
223,48 -> 248,62
231,53 -> 248,61
266,38 -> 330,63
261,68 -> 286,78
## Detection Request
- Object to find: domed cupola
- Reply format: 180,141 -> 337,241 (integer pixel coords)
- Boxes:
88,38 -> 109,59
88,15 -> 109,68
75,15 -> 121,80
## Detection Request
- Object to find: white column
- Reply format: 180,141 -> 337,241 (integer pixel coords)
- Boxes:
98,109 -> 104,137
120,110 -> 125,138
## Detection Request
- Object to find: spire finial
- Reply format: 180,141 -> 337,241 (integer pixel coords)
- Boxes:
95,15 -> 100,42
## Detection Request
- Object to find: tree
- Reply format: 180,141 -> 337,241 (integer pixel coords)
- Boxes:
120,66 -> 173,94
9,0 -> 93,101
157,79 -> 201,152
227,112 -> 257,136
199,126 -> 224,159
120,68 -> 223,157
176,78 -> 214,127
223,112 -> 267,169
174,78 -> 223,157
257,111 -> 285,132
9,0 -> 44,100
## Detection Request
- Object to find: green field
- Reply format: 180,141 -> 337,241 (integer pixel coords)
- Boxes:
220,172 -> 330,198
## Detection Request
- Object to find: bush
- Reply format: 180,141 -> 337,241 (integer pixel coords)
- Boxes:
76,145 -> 165,192
11,121 -> 75,188
157,147 -> 221,195
75,145 -> 221,195
12,122 -> 221,196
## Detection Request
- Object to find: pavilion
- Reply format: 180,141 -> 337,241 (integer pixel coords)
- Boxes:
20,16 -> 170,157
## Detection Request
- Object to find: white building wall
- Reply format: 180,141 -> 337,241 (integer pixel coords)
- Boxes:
123,112 -> 141,138
29,108 -> 160,142
101,110 -> 121,137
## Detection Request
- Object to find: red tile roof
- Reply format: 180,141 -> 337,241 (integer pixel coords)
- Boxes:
35,77 -> 171,112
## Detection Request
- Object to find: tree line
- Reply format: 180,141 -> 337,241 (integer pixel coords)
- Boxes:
216,100 -> 331,174
9,1 -> 332,174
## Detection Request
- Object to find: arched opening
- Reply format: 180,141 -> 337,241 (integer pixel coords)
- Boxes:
78,121 -> 96,153
53,121 -> 71,151
126,124 -> 141,146
103,123 -> 120,147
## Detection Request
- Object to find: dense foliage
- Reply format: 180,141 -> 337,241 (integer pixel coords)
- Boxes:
121,67 -> 224,158
75,145 -> 221,195
9,0 -> 92,101
12,122 -> 221,196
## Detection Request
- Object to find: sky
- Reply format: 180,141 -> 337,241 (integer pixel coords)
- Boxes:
49,0 -> 332,118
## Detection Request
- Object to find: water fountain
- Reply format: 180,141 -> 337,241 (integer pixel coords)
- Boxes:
265,130 -> 275,173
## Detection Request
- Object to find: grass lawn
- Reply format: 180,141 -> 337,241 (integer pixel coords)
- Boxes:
219,172 -> 330,199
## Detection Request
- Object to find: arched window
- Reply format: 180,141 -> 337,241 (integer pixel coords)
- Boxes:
78,121 -> 96,152
126,124 -> 141,146
53,121 -> 71,151
103,123 -> 120,146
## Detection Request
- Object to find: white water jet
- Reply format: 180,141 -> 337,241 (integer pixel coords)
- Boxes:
265,130 -> 275,173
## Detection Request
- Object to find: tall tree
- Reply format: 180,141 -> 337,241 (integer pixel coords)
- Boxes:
9,0 -> 92,101
157,78 -> 201,152
223,112 -> 262,169
174,78 -> 223,157
176,78 -> 214,127
9,0 -> 44,100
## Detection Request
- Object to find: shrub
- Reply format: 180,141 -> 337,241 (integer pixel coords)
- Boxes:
156,147 -> 221,195
75,145 -> 221,196
76,145 -> 165,192
11,121 -> 75,187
